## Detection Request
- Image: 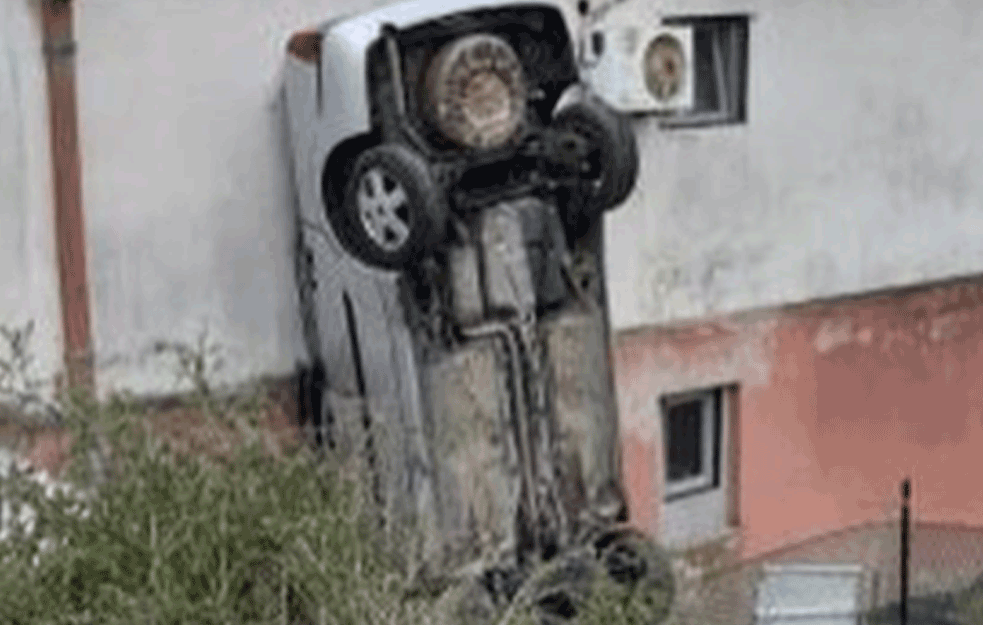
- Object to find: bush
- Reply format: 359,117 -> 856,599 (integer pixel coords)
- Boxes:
0,324 -> 429,625
578,574 -> 674,625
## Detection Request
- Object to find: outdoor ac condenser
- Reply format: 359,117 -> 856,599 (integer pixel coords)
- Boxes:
581,20 -> 695,114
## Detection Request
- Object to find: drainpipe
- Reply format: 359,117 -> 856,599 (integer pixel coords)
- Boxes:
40,0 -> 94,393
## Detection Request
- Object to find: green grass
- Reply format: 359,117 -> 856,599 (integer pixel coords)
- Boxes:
578,574 -> 674,625
0,386 -> 434,625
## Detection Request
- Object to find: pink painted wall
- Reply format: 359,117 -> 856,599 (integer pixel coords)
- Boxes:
614,278 -> 983,559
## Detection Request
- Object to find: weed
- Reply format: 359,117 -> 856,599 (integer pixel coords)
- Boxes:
0,321 -> 431,625
578,574 -> 674,625
0,320 -> 60,426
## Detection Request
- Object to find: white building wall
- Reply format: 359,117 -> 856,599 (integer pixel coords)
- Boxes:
59,0 -> 983,395
606,0 -> 983,330
74,0 -> 394,397
0,1 -> 63,401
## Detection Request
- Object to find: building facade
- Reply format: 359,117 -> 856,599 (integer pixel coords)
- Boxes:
3,0 -> 983,563
604,0 -> 983,560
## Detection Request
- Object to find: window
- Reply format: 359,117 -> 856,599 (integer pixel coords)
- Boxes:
660,14 -> 750,128
661,387 -> 723,500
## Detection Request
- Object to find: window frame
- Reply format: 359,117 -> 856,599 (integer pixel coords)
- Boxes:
658,14 -> 751,129
661,387 -> 724,501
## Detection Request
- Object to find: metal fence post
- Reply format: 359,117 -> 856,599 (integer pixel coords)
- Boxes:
900,478 -> 911,625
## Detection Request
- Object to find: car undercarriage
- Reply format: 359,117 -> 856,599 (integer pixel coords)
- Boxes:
284,3 -> 675,622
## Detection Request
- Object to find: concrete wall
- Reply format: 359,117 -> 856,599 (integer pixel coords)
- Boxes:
53,0 -> 983,395
73,0 -> 395,397
605,0 -> 983,331
0,1 -> 63,400
615,277 -> 983,560
603,0 -> 983,559
10,0 -> 983,511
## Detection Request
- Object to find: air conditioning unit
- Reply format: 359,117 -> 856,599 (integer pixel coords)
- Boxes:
581,23 -> 695,113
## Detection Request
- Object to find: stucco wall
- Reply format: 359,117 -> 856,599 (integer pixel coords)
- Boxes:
0,1 -> 63,401
605,0 -> 983,331
615,277 -> 983,559
38,0 -> 983,395
74,0 -> 396,397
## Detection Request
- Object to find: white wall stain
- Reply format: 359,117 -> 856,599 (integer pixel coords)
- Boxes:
75,0 -> 399,397
813,319 -> 855,354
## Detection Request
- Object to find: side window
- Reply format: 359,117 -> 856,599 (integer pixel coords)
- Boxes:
661,387 -> 723,500
660,15 -> 750,128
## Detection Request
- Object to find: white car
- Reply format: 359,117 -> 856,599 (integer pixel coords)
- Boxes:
283,0 -> 638,270
283,3 -> 670,623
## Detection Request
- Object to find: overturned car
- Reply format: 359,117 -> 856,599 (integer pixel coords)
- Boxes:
283,0 -> 673,622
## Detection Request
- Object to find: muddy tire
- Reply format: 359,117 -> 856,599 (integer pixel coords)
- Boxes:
434,574 -> 504,625
331,143 -> 448,270
511,549 -> 601,625
589,529 -> 676,625
425,33 -> 528,150
551,96 -> 639,227
496,535 -> 674,625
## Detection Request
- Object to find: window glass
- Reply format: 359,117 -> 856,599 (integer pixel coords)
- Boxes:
666,399 -> 704,481
661,15 -> 750,126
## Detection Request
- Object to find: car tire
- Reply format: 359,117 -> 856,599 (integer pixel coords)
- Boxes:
332,143 -> 448,270
425,33 -> 529,150
593,528 -> 676,625
513,548 -> 600,625
552,96 -> 639,226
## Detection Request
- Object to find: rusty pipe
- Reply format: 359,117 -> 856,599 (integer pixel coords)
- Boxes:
41,0 -> 93,392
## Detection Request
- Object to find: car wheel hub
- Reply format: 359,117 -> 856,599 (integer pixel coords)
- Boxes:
357,167 -> 411,252
461,71 -> 512,129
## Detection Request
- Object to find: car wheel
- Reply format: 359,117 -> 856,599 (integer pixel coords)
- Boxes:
508,549 -> 600,625
552,96 -> 639,225
332,144 -> 448,270
424,33 -> 528,150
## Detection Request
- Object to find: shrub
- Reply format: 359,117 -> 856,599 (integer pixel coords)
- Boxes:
578,573 -> 674,625
0,323 -> 429,625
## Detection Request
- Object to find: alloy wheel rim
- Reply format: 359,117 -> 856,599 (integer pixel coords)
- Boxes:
357,167 -> 412,252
